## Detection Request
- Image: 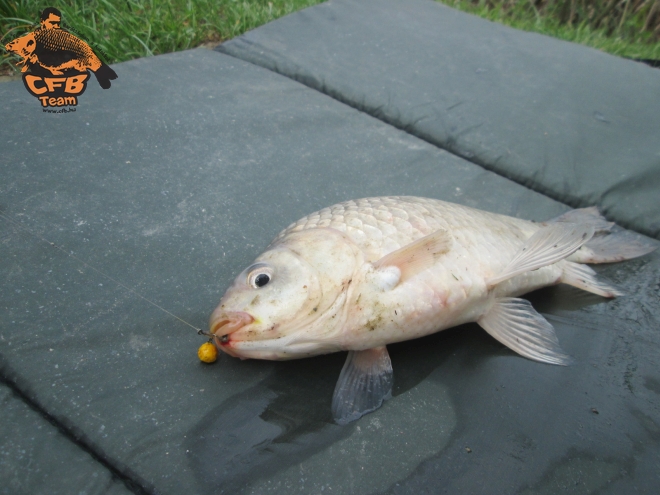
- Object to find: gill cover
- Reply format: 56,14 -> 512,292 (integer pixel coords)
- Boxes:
266,227 -> 363,327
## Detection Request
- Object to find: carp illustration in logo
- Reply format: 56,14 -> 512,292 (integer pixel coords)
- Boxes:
4,7 -> 117,109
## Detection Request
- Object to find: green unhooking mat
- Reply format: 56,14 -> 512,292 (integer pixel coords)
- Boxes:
1,1 -> 660,493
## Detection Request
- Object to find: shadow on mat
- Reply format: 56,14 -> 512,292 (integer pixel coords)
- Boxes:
183,285 -> 602,493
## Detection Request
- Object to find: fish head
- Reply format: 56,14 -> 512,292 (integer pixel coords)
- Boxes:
210,228 -> 363,360
5,32 -> 36,59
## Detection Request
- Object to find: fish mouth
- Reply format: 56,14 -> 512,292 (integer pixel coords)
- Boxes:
208,310 -> 254,357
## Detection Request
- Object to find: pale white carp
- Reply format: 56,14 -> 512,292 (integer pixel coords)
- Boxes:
209,197 -> 656,424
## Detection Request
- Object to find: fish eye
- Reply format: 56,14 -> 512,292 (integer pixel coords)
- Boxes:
246,263 -> 273,289
254,273 -> 270,287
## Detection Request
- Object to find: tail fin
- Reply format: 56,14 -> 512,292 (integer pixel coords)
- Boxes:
547,207 -> 658,264
93,64 -> 118,89
581,227 -> 658,263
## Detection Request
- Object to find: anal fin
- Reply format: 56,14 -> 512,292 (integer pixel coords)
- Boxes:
477,298 -> 572,365
561,261 -> 623,298
332,346 -> 393,425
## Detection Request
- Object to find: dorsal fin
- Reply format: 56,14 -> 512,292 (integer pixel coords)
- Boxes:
487,223 -> 594,287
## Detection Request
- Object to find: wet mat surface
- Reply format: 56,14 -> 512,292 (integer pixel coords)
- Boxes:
1,7 -> 660,495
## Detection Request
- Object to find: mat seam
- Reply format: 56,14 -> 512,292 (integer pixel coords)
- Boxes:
0,369 -> 155,495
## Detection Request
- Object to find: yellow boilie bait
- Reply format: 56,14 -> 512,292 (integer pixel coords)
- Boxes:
197,341 -> 218,363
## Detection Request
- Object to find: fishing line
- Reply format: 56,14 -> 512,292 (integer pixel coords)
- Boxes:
0,211 -> 209,336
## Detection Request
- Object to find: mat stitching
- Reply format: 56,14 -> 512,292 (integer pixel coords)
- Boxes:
0,370 -> 155,495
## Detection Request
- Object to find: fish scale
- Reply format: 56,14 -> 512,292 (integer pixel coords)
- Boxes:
276,197 -> 534,269
32,28 -> 104,74
35,29 -> 94,59
210,196 -> 657,424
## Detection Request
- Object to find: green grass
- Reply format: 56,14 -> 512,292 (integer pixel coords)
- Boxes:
0,0 -> 323,74
1,0 -> 659,76
438,0 -> 660,60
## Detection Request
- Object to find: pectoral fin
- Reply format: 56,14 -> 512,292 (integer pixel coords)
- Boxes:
332,346 -> 393,425
477,297 -> 572,365
372,230 -> 452,290
487,223 -> 595,287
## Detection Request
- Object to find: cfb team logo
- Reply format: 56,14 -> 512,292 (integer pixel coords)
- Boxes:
4,7 -> 117,110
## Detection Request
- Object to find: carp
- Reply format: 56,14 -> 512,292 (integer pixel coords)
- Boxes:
209,197 -> 656,424
5,28 -> 117,89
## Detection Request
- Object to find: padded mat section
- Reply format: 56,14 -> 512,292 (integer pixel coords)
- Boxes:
0,383 -> 132,495
219,0 -> 660,239
1,48 -> 659,494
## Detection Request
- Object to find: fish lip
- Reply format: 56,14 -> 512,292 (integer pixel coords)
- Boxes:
209,310 -> 254,353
